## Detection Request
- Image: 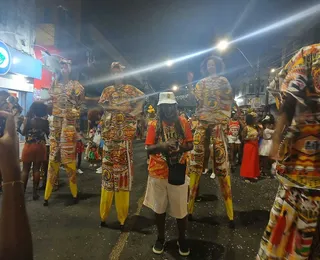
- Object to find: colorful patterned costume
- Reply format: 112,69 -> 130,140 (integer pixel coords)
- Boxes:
99,84 -> 144,225
258,44 -> 320,260
187,76 -> 234,221
44,80 -> 84,201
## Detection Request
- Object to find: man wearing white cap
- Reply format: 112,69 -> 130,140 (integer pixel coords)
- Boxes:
144,92 -> 193,256
99,62 -> 144,229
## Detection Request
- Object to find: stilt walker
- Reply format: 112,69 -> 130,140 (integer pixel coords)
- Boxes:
187,56 -> 234,227
44,59 -> 85,206
99,62 -> 144,228
257,44 -> 320,260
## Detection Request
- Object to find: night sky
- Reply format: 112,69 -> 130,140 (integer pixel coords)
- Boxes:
82,0 -> 318,89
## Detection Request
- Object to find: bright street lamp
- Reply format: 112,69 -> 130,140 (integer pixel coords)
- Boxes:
216,39 -> 253,68
216,40 -> 230,52
172,85 -> 178,91
166,60 -> 174,67
270,68 -> 276,73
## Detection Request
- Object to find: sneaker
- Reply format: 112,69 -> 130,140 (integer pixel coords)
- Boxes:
177,239 -> 190,256
152,238 -> 165,255
89,164 -> 93,167
77,169 -> 84,174
210,172 -> 216,179
93,164 -> 97,167
202,168 -> 209,175
96,167 -> 102,174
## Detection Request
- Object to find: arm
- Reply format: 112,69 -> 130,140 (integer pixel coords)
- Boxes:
241,126 -> 247,141
20,117 -> 28,136
270,95 -> 296,159
0,112 -> 33,260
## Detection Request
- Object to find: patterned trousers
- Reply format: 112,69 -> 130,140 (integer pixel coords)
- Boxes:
100,140 -> 133,224
44,116 -> 77,200
257,184 -> 320,260
187,122 -> 234,221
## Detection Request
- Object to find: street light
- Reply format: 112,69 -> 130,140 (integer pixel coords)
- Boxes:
270,68 -> 276,73
216,39 -> 253,68
172,85 -> 178,91
216,40 -> 230,52
166,60 -> 174,67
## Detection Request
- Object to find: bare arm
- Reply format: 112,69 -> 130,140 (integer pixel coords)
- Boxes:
0,112 -> 33,260
270,95 -> 296,159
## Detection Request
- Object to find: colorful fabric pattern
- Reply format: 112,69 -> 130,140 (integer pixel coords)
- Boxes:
257,185 -> 320,260
44,80 -> 84,201
101,140 -> 133,192
228,120 -> 240,138
276,44 -> 320,190
194,76 -> 233,124
50,80 -> 84,119
99,84 -> 144,141
188,122 -> 233,220
145,116 -> 193,179
188,75 -> 234,220
24,118 -> 49,144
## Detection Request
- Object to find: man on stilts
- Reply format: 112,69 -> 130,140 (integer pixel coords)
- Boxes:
44,59 -> 85,206
99,62 -> 144,229
187,56 -> 234,227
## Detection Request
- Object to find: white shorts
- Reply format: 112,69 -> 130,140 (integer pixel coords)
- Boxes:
143,176 -> 189,219
228,136 -> 241,144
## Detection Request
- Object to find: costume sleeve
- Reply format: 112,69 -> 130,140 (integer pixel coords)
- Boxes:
99,87 -> 113,108
219,77 -> 233,99
281,65 -> 308,106
194,81 -> 202,101
145,121 -> 156,145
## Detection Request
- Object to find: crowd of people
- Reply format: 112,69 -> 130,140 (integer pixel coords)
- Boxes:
0,43 -> 319,260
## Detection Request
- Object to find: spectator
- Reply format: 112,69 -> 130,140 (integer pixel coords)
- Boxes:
144,92 -> 193,256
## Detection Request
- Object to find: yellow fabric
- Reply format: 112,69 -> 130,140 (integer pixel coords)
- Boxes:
100,189 -> 129,225
188,173 -> 201,214
44,161 -> 77,200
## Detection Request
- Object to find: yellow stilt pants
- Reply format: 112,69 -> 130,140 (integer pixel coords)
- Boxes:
44,161 -> 77,200
100,189 -> 129,225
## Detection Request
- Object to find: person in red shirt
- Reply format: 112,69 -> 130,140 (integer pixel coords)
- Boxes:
144,92 -> 193,256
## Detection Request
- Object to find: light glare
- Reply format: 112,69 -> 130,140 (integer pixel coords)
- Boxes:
217,40 -> 230,51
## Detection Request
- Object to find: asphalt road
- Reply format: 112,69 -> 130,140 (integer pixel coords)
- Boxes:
21,140 -> 278,260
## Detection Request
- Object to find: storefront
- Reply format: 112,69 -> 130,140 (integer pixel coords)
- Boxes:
0,40 -> 42,114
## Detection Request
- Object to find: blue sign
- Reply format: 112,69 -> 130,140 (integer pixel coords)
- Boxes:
9,47 -> 42,79
0,41 -> 12,75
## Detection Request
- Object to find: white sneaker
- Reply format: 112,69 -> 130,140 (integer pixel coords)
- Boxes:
93,164 -> 97,167
202,168 -> 209,175
89,164 -> 93,167
84,156 -> 87,160
210,172 -> 216,179
96,167 -> 102,174
77,169 -> 83,174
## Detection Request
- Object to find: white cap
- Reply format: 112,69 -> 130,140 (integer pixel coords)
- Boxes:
157,92 -> 178,106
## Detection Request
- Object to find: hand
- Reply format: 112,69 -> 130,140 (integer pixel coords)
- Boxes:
159,140 -> 177,153
0,111 -> 20,182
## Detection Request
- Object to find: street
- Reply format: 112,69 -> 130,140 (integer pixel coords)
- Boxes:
25,141 -> 279,260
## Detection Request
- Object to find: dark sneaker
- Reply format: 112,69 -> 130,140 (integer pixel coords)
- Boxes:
152,239 -> 165,254
177,239 -> 190,256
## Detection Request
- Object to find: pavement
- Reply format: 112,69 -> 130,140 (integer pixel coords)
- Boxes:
22,140 -> 279,260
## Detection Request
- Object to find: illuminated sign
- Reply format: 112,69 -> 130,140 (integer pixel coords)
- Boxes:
0,41 -> 11,75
